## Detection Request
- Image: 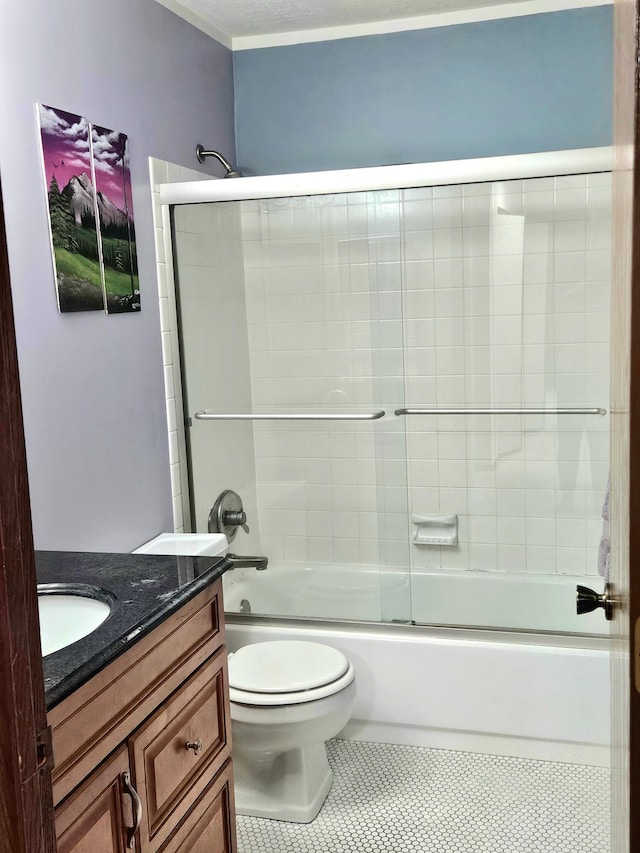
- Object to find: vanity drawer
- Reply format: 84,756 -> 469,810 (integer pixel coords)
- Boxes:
129,646 -> 231,851
49,580 -> 223,805
159,759 -> 236,853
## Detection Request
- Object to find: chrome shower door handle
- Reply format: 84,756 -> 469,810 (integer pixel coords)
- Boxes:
576,583 -> 615,621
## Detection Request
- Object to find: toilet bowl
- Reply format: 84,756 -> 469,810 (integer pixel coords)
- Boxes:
228,640 -> 356,823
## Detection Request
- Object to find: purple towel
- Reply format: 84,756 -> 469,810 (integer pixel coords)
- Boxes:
598,479 -> 610,583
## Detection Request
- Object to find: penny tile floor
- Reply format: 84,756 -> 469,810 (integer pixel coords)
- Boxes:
236,739 -> 609,853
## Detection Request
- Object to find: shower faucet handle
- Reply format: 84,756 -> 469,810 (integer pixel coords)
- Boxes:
223,509 -> 250,534
209,490 -> 250,541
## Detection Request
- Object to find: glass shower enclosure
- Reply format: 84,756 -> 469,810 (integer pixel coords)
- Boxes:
167,148 -> 612,636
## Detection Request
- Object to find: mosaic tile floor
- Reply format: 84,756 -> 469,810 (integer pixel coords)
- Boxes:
236,739 -> 610,853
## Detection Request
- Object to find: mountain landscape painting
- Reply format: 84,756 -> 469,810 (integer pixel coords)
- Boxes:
38,104 -> 105,312
38,105 -> 140,314
91,125 -> 140,313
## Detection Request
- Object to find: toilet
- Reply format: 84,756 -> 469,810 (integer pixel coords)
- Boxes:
228,640 -> 356,823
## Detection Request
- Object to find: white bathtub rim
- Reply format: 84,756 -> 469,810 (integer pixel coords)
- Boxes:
225,613 -> 612,651
235,560 -> 607,583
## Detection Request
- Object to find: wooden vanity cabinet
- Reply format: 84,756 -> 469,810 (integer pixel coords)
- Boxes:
48,579 -> 237,853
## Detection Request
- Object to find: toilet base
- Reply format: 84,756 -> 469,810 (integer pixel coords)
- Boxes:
234,742 -> 334,823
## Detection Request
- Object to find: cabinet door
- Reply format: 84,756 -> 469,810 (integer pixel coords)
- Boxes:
55,747 -> 138,853
159,759 -> 237,853
129,647 -> 231,851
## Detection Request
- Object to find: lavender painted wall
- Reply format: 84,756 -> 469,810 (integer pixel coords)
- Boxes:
0,0 -> 234,551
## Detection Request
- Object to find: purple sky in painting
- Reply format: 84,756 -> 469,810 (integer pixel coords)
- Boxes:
39,104 -> 93,192
91,125 -> 133,217
38,105 -> 133,218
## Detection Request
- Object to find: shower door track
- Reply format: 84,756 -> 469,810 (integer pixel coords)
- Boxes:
158,147 -> 612,205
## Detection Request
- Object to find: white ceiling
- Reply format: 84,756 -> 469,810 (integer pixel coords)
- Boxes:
176,0 -> 520,38
156,0 -> 607,48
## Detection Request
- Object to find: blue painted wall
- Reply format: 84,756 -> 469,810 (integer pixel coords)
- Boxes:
234,7 -> 612,175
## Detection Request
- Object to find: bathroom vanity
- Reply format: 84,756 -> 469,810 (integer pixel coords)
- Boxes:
37,551 -> 237,853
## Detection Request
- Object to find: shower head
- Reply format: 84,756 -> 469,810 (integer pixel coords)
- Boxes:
195,145 -> 243,178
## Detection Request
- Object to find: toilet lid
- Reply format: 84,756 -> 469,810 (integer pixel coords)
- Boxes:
228,641 -> 349,694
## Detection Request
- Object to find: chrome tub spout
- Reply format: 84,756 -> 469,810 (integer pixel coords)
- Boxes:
227,553 -> 269,571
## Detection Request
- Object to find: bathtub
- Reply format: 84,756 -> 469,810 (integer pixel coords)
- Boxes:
224,563 -> 611,766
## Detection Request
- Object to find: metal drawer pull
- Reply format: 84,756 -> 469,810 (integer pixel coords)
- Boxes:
122,771 -> 143,849
186,738 -> 203,755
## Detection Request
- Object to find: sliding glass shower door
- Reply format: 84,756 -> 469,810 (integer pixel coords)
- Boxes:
172,191 -> 412,624
170,163 -> 611,636
400,174 -> 611,633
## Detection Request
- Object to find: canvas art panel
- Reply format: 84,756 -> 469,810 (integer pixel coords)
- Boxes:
38,104 -> 105,312
37,105 -> 140,314
91,125 -> 140,313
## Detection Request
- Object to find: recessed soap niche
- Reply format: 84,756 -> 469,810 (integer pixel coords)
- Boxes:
412,514 -> 459,547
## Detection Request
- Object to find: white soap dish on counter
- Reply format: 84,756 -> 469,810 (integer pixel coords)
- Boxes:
133,533 -> 228,556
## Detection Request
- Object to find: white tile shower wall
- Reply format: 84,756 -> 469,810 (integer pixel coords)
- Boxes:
241,173 -> 611,583
150,157 -> 213,534
172,201 -> 261,556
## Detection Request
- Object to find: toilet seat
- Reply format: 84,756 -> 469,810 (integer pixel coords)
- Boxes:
229,641 -> 355,706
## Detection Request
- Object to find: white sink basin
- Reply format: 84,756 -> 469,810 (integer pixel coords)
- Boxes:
38,586 -> 113,657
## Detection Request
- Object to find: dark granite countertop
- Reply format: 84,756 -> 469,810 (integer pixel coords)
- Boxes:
36,550 -> 231,711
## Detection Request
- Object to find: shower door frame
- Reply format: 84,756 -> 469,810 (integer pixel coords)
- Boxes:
159,147 -> 611,206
